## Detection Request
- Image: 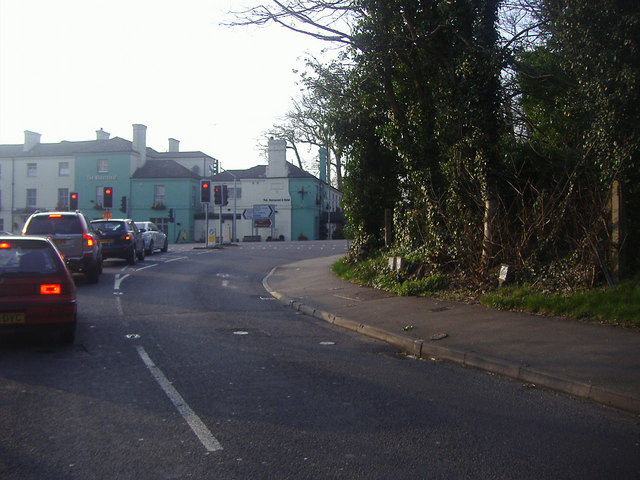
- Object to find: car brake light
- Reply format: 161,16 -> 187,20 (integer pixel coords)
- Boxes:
41,284 -> 62,295
49,214 -> 63,218
0,242 -> 10,249
122,234 -> 131,241
83,233 -> 94,247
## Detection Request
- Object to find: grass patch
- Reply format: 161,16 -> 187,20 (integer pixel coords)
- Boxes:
482,281 -> 640,327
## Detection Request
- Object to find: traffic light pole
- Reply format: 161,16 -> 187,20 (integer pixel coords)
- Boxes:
219,204 -> 223,244
205,203 -> 209,248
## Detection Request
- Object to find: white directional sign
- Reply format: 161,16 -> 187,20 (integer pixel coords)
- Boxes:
253,204 -> 274,219
253,204 -> 275,228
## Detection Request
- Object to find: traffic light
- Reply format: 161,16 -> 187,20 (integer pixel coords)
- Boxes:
120,196 -> 127,213
103,187 -> 113,208
69,192 -> 78,210
200,179 -> 211,203
214,185 -> 222,205
221,184 -> 228,206
168,208 -> 175,223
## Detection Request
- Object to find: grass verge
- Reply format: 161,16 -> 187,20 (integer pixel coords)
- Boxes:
333,257 -> 640,328
482,282 -> 640,328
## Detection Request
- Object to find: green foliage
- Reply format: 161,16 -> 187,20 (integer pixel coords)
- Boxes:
393,274 -> 448,296
333,254 -> 448,297
267,0 -> 640,288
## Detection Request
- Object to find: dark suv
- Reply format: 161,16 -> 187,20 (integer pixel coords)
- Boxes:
91,219 -> 145,265
22,211 -> 103,283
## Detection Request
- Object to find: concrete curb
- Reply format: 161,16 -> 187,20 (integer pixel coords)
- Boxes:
263,267 -> 640,415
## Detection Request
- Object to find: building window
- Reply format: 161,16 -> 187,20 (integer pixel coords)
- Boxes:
229,187 -> 241,199
96,186 -> 103,207
58,188 -> 69,209
191,186 -> 196,207
0,190 -> 2,210
97,159 -> 108,173
154,185 -> 165,208
150,217 -> 169,236
59,162 -> 69,176
27,189 -> 37,208
0,218 -> 4,231
27,163 -> 37,177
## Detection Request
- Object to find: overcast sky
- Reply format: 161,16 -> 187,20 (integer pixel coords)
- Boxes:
0,0 -> 332,170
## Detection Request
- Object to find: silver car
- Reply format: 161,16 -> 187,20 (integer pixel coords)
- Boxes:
22,211 -> 103,283
134,222 -> 168,255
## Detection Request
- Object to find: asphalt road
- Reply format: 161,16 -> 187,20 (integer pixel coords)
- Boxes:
1,240 -> 639,479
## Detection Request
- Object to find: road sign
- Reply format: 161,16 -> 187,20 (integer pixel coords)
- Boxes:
242,209 -> 253,220
254,218 -> 272,228
252,204 -> 275,229
253,204 -> 274,219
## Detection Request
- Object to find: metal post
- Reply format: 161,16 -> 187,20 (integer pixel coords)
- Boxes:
232,174 -> 237,243
205,203 -> 209,248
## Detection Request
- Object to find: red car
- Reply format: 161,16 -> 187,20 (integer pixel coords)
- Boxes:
0,236 -> 77,343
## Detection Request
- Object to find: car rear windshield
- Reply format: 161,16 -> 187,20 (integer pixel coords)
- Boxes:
0,240 -> 64,275
25,215 -> 83,235
92,221 -> 125,232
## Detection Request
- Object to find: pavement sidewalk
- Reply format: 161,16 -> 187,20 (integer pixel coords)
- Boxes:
263,254 -> 640,415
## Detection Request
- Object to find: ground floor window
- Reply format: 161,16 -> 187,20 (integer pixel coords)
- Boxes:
150,217 -> 169,236
27,189 -> 37,208
58,188 -> 69,209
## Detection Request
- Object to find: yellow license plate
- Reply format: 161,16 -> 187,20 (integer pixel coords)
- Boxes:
0,312 -> 25,324
100,239 -> 113,244
55,239 -> 66,246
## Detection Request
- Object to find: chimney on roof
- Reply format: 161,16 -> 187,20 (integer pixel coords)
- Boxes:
96,128 -> 110,140
132,124 -> 147,168
23,130 -> 41,151
168,138 -> 180,152
267,138 -> 287,178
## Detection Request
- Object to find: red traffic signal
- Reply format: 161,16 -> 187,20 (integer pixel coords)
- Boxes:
103,187 -> 113,208
200,180 -> 211,203
69,192 -> 78,210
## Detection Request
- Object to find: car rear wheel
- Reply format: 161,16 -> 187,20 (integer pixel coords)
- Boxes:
146,240 -> 154,255
137,244 -> 145,261
86,260 -> 100,284
161,238 -> 168,252
59,320 -> 76,344
127,246 -> 136,265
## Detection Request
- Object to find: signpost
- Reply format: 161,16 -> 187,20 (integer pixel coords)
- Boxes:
252,204 -> 275,237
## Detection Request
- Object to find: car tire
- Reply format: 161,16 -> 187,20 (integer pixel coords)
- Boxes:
146,240 -> 154,255
161,238 -> 168,252
59,321 -> 76,344
86,260 -> 100,284
127,246 -> 136,265
137,244 -> 145,261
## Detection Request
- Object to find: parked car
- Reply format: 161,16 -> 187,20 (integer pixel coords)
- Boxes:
22,211 -> 102,283
91,219 -> 144,265
135,221 -> 168,255
0,236 -> 77,343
